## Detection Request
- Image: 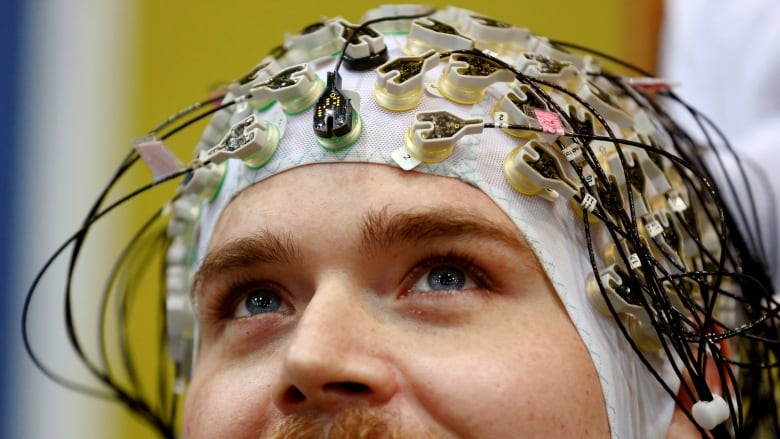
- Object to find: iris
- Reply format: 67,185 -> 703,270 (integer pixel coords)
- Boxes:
245,290 -> 283,315
427,266 -> 466,291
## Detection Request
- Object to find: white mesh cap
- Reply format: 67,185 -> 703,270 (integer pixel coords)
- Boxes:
191,8 -> 680,439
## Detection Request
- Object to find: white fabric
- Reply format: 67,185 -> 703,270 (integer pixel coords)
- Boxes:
196,19 -> 679,439
659,0 -> 780,283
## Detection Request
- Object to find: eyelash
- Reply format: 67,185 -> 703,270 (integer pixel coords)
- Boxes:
403,250 -> 494,294
203,272 -> 290,321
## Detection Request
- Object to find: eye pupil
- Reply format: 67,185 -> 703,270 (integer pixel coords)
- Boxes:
245,291 -> 282,315
427,266 -> 466,290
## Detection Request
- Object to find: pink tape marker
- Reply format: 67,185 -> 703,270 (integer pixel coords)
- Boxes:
627,77 -> 678,92
533,109 -> 565,136
135,138 -> 184,183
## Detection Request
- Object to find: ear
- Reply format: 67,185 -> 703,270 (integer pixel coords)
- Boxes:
665,340 -> 731,439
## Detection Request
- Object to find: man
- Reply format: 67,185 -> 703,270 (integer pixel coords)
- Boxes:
26,5 -> 778,438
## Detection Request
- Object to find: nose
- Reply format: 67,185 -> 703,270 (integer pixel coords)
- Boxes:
272,280 -> 398,414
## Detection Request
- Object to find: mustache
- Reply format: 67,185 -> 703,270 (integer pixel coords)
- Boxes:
264,406 -> 424,439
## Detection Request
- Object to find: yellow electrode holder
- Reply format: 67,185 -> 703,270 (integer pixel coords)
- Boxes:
403,110 -> 483,163
585,265 -> 663,353
404,17 -> 473,55
335,19 -> 389,71
516,52 -> 579,85
195,95 -> 235,154
493,84 -> 558,142
360,4 -> 432,33
179,162 -> 227,201
164,194 -> 201,384
502,140 -> 578,201
283,20 -> 342,66
374,49 -> 439,111
231,57 -> 282,99
200,113 -> 280,168
194,58 -> 280,156
457,13 -> 531,57
250,63 -> 326,114
436,52 -> 516,104
576,78 -> 634,130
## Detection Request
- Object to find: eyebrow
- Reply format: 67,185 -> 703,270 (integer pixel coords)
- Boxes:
359,206 -> 530,256
194,230 -> 300,294
195,207 -> 534,292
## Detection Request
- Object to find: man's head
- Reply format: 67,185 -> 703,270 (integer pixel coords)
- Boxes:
184,163 -> 610,438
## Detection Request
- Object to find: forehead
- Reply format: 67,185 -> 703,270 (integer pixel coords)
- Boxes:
209,162 -> 521,245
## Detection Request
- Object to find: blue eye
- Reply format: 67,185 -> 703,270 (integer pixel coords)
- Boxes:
237,289 -> 283,317
411,264 -> 477,293
427,266 -> 467,290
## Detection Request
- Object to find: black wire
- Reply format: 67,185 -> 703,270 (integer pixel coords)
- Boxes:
466,44 -> 772,435
150,95 -> 225,136
554,39 -> 768,278
117,221 -> 169,414
667,93 -> 767,264
159,97 -> 237,141
21,167 -> 189,434
549,40 -> 656,77
61,150 -> 143,382
331,9 -> 436,74
98,210 -> 164,393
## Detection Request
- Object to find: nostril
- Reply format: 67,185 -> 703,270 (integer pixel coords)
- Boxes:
279,382 -> 374,409
323,381 -> 371,394
282,386 -> 307,404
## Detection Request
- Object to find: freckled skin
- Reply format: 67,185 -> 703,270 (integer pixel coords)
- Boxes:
184,163 -> 611,438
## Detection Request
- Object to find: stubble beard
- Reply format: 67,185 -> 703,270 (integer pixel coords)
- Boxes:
263,406 -> 440,439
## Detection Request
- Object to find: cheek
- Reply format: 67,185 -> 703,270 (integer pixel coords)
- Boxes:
183,352 -> 281,439
402,308 -> 607,438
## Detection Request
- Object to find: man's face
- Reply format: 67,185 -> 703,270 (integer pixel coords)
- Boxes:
184,163 -> 609,438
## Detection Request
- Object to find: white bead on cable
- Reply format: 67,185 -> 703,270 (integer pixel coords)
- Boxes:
691,394 -> 730,430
